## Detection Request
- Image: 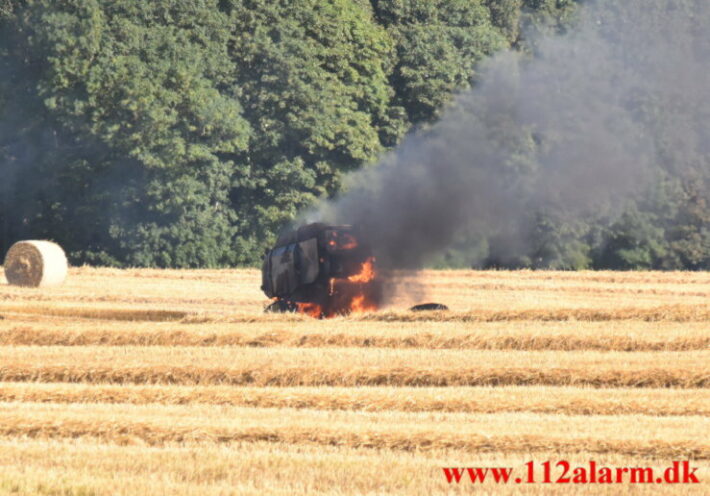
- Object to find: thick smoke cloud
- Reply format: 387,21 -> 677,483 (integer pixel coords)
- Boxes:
312,0 -> 709,269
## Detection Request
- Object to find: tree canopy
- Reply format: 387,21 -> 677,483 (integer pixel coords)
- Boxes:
0,0 -> 707,269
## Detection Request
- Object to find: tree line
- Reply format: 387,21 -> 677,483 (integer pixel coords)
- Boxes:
0,0 -> 707,269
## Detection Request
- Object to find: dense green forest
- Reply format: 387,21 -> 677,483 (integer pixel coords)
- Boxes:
0,0 -> 707,269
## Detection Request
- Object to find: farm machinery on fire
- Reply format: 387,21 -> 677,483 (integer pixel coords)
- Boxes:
261,223 -> 381,318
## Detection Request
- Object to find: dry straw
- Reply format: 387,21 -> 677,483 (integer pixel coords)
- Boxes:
3,241 -> 68,287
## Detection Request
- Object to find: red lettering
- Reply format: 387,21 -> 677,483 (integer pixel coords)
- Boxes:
682,462 -> 700,484
467,467 -> 489,483
442,468 -> 465,484
542,460 -> 552,483
665,462 -> 680,483
629,467 -> 652,483
616,467 -> 628,483
489,467 -> 513,483
525,460 -> 535,483
572,467 -> 587,483
598,467 -> 613,483
556,461 -> 571,483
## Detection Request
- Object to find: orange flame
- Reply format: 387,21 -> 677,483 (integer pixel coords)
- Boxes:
339,234 -> 358,250
290,240 -> 380,318
349,293 -> 377,313
292,257 -> 380,318
348,257 -> 375,283
327,233 -> 358,250
337,256 -> 380,315
296,302 -> 323,318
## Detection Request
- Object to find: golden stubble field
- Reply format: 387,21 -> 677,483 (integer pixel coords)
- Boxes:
0,266 -> 708,495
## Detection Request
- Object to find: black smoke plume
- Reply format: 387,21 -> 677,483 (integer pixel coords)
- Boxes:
312,0 -> 709,270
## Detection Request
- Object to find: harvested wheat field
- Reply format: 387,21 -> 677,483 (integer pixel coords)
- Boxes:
0,267 -> 708,495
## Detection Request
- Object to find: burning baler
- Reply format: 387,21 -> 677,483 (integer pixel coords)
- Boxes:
261,223 -> 381,318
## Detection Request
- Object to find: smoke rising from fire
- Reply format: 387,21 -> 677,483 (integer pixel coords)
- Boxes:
312,0 -> 709,269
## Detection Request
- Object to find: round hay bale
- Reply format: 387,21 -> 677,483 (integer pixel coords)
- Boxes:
3,240 -> 68,287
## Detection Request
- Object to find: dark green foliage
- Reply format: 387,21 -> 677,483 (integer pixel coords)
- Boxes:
371,0 -> 506,125
484,0 -> 523,44
226,0 -> 399,245
2,0 -> 252,266
0,0 -> 707,269
596,205 -> 668,270
0,0 -> 399,266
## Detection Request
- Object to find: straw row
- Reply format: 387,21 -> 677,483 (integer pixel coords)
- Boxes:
1,383 -> 707,416
0,403 -> 706,459
2,303 -> 708,323
1,326 -> 707,350
2,347 -> 707,387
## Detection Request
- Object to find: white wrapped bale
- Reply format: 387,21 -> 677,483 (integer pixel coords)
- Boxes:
3,240 -> 68,287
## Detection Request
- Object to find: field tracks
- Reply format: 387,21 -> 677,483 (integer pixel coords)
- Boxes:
2,322 -> 709,351
1,383 -> 708,416
0,268 -> 708,494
